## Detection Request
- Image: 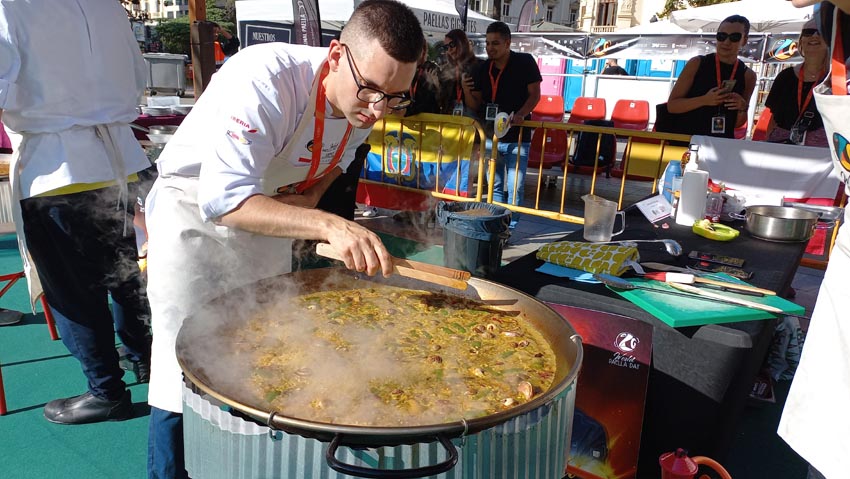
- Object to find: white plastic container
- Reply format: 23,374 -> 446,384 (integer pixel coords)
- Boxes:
676,170 -> 709,226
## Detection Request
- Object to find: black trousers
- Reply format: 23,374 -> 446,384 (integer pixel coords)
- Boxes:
21,185 -> 152,400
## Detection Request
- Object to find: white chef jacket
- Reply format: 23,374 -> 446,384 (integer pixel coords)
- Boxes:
0,0 -> 151,307
146,42 -> 371,413
0,0 -> 150,198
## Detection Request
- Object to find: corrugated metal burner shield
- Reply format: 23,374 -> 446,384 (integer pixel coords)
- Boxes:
182,381 -> 577,479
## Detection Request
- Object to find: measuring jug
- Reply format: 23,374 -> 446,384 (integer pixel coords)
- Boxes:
582,194 -> 625,242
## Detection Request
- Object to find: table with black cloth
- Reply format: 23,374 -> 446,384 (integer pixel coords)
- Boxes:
490,208 -> 806,479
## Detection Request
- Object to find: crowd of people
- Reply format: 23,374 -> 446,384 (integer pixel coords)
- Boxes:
1,0 -> 848,478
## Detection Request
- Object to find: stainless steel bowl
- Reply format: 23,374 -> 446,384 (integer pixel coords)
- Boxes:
742,205 -> 819,242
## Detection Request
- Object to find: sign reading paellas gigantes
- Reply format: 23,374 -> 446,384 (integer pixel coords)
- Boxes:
421,11 -> 478,33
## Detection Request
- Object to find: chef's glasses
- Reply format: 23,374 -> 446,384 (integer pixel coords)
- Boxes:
715,32 -> 743,43
341,44 -> 412,110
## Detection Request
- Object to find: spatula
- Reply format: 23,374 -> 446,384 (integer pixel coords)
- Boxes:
315,243 -> 470,290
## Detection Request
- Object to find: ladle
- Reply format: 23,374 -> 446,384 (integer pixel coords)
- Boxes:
593,273 -> 809,320
597,239 -> 683,257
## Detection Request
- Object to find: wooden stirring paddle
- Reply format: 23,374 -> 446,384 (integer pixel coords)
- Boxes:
315,243 -> 470,290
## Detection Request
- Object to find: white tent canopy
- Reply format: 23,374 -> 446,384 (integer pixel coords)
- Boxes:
236,0 -> 495,35
616,20 -> 690,35
669,0 -> 814,34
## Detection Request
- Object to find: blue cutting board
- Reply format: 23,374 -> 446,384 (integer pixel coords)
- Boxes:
608,275 -> 806,327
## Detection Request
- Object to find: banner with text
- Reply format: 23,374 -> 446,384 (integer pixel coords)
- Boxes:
290,0 -> 322,47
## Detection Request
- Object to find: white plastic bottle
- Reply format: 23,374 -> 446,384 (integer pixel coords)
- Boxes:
683,144 -> 700,172
675,170 -> 709,226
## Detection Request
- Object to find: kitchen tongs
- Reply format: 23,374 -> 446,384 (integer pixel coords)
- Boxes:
315,243 -> 470,290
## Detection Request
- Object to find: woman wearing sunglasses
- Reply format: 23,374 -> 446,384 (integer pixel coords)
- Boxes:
665,15 -> 757,138
764,18 -> 830,146
439,29 -> 482,117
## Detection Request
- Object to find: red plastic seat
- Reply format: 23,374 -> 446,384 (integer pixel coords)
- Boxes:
529,95 -> 568,169
611,99 -> 650,130
751,108 -> 772,142
568,97 -> 606,124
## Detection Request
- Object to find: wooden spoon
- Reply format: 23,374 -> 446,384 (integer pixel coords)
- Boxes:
315,243 -> 470,290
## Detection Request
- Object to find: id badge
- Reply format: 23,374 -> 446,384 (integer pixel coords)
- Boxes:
485,103 -> 499,121
711,116 -> 726,134
452,102 -> 464,116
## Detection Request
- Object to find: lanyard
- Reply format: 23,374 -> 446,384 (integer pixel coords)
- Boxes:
714,54 -> 739,89
488,57 -> 509,103
295,62 -> 353,194
796,67 -> 823,119
831,10 -> 847,95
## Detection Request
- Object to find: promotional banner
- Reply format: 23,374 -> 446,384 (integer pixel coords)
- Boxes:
290,0 -> 322,47
454,0 -> 468,31
546,303 -> 653,479
763,34 -> 803,63
584,33 -> 766,62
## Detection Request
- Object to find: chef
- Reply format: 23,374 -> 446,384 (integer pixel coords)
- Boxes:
143,1 -> 424,477
0,0 -> 153,424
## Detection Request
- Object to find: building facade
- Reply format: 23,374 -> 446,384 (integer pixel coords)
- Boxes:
576,0 -> 665,32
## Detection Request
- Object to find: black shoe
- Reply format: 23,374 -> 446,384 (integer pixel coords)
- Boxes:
43,390 -> 132,425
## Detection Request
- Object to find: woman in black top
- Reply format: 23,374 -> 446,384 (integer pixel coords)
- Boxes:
764,19 -> 830,146
438,29 -> 482,118
666,15 -> 757,138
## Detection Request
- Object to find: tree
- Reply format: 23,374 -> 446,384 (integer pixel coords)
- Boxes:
156,17 -> 191,56
657,0 -> 737,19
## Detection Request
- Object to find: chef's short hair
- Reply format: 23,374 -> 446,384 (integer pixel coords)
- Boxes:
342,0 -> 424,64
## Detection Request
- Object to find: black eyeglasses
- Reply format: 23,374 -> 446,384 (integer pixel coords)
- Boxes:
715,32 -> 743,43
341,44 -> 412,110
801,28 -> 820,37
445,41 -> 457,49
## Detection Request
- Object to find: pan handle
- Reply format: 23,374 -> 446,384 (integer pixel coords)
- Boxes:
325,434 -> 459,478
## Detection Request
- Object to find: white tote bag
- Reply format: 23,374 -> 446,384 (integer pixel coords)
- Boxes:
778,8 -> 850,479
815,8 -> 850,195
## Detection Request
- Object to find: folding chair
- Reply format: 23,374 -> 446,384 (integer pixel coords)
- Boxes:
751,108 -> 773,142
568,97 -> 607,125
611,99 -> 650,131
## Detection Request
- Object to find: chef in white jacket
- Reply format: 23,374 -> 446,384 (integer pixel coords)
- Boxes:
144,1 -> 424,477
0,0 -> 152,425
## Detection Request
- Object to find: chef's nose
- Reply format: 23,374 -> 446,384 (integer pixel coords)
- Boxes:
369,98 -> 389,120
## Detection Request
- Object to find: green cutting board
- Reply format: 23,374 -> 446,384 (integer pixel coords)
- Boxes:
609,275 -> 806,327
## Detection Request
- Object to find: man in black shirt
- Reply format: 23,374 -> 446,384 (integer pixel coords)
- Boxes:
469,21 -> 541,228
602,59 -> 628,75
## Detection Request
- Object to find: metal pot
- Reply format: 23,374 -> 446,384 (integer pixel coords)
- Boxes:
176,268 -> 583,478
732,205 -> 821,242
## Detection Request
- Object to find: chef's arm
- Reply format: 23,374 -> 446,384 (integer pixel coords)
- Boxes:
218,189 -> 393,277
467,89 -> 483,114
511,82 -> 540,125
271,166 -> 341,208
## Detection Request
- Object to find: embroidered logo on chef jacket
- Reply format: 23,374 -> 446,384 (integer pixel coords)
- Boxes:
230,116 -> 257,132
292,119 -> 351,167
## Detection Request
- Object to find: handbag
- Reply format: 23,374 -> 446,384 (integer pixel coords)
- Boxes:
815,8 -> 850,196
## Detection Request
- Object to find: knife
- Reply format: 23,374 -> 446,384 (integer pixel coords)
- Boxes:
643,272 -> 775,296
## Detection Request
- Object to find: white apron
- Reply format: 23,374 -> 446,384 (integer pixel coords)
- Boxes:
9,124 -> 133,311
778,9 -> 850,479
146,66 -> 348,413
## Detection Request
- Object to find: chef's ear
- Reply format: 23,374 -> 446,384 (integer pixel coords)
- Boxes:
327,40 -> 344,72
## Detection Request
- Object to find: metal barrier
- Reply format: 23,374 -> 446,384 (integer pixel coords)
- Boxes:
360,114 -> 691,226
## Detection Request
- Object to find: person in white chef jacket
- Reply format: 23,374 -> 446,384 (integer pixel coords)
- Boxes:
144,1 -> 424,476
0,0 -> 153,423
780,1 -> 850,479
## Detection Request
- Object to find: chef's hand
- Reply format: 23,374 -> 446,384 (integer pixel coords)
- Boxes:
723,92 -> 748,111
325,220 -> 394,277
